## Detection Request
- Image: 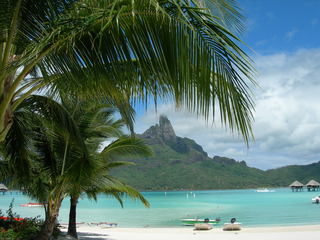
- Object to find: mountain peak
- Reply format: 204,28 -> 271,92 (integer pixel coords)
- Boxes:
159,115 -> 176,141
141,115 -> 176,142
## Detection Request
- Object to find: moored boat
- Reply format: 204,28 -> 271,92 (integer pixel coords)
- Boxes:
20,202 -> 44,207
256,188 -> 275,193
181,218 -> 220,226
312,196 -> 320,203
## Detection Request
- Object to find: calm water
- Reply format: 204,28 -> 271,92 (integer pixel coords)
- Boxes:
0,188 -> 319,227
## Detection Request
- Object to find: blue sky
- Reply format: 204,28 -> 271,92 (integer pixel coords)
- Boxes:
240,0 -> 320,54
134,0 -> 320,170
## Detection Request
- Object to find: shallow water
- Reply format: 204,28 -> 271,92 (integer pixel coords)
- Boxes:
0,188 -> 319,227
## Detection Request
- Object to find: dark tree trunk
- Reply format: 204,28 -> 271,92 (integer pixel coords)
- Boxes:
67,195 -> 79,239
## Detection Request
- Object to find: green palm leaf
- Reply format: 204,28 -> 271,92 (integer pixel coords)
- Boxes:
101,137 -> 153,161
1,0 -> 255,143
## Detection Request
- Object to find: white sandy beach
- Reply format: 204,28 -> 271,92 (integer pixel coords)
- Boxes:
61,225 -> 320,240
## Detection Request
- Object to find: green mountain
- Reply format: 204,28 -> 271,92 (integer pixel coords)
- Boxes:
111,115 -> 320,190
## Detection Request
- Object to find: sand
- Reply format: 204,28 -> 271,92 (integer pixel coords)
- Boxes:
60,225 -> 320,240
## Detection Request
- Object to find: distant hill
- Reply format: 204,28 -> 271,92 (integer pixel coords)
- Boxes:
265,163 -> 320,187
111,115 -> 320,190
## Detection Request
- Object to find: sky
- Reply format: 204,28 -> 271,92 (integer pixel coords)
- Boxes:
133,0 -> 320,170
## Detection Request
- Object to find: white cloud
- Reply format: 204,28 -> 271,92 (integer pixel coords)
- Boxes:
135,48 -> 320,170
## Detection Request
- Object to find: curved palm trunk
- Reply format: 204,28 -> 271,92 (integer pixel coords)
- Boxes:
67,195 -> 79,239
0,74 -> 14,142
0,107 -> 13,142
36,199 -> 62,240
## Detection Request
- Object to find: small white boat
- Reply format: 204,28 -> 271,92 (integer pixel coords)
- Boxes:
20,202 -> 44,207
181,218 -> 220,226
312,196 -> 320,203
256,188 -> 275,193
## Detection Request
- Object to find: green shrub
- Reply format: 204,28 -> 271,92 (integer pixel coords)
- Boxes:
0,199 -> 43,240
0,228 -> 17,240
14,218 -> 42,240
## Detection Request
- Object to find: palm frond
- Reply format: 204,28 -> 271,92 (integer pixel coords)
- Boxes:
105,161 -> 135,169
100,137 -> 153,161
205,0 -> 245,35
17,0 -> 255,141
101,176 -> 150,207
20,94 -> 89,155
2,107 -> 35,183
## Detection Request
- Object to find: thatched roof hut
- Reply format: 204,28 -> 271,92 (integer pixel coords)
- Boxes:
306,180 -> 320,191
289,180 -> 303,187
289,180 -> 304,191
0,183 -> 8,192
306,180 -> 320,186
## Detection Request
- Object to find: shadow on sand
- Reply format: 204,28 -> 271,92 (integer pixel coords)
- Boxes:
78,231 -> 113,240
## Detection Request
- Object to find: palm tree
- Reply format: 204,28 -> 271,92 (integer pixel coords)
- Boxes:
0,94 -> 151,239
0,0 -> 255,144
66,150 -> 150,239
59,97 -> 152,239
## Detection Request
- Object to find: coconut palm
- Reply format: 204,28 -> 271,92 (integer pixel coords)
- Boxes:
0,94 -> 151,239
0,0 -> 255,144
59,97 -> 152,239
66,146 -> 151,239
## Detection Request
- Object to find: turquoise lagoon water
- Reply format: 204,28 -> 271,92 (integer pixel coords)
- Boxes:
0,188 -> 319,227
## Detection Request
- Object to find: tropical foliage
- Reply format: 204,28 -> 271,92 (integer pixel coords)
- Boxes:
59,96 -> 151,239
0,0 -> 255,144
0,94 -> 151,239
0,0 -> 255,239
0,200 -> 59,240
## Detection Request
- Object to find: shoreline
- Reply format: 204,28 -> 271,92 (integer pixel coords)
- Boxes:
138,186 -> 285,192
60,224 -> 320,240
60,222 -> 320,229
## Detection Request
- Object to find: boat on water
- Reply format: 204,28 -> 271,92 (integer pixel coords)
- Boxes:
20,202 -> 44,207
181,218 -> 220,226
256,188 -> 275,193
312,196 -> 320,203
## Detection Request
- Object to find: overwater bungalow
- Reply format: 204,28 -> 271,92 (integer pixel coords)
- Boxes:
289,180 -> 304,192
306,180 -> 320,192
0,183 -> 8,193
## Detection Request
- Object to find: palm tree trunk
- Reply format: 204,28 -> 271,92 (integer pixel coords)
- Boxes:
0,75 -> 14,142
67,195 -> 79,239
36,199 -> 62,240
37,214 -> 58,240
0,108 -> 13,142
